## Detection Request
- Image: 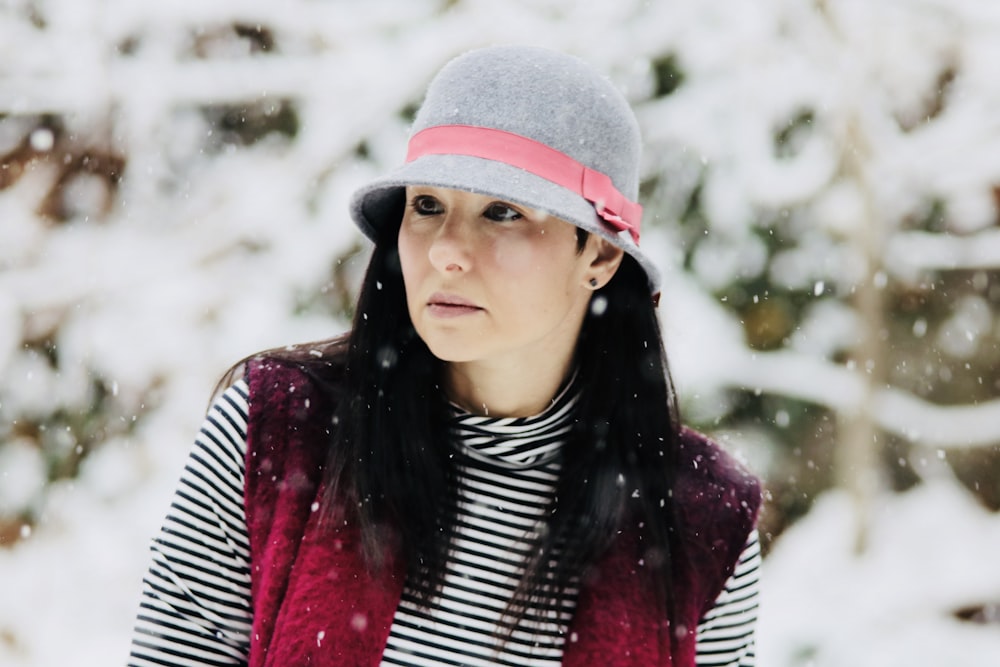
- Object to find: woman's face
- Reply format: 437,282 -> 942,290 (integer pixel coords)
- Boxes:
397,186 -> 618,374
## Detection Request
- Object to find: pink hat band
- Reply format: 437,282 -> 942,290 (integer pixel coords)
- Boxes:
407,125 -> 643,244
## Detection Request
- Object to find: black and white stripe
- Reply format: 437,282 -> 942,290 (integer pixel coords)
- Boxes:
381,383 -> 578,666
129,383 -> 252,667
695,530 -> 760,666
129,380 -> 759,667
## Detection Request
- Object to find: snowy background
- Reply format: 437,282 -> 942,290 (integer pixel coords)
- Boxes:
2,0 -> 1000,665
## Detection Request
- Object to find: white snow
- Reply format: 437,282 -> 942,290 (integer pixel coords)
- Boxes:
2,0 -> 1000,665
759,480 -> 1000,666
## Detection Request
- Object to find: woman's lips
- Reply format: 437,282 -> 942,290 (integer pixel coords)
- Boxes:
427,292 -> 483,318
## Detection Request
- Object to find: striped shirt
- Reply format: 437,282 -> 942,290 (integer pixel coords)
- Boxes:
129,381 -> 760,667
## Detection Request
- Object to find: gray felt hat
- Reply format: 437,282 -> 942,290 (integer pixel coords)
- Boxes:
349,45 -> 661,291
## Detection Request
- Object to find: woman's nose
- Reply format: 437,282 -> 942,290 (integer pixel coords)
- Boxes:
427,215 -> 472,274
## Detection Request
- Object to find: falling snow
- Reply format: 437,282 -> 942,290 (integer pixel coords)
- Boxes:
2,1 -> 1000,666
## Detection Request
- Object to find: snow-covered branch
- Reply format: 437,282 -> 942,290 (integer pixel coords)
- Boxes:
725,349 -> 1000,450
887,229 -> 1000,274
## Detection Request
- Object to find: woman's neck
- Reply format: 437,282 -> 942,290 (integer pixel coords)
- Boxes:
444,356 -> 574,418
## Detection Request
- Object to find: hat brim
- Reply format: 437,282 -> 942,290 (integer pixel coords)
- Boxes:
349,154 -> 661,291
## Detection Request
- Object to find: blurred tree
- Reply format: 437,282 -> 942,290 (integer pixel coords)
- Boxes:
635,0 -> 1000,552
2,0 -> 999,557
4,2 -> 1000,664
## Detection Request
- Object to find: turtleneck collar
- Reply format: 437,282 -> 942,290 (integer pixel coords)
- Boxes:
447,371 -> 579,470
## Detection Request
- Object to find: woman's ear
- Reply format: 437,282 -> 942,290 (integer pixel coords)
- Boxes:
583,237 -> 625,290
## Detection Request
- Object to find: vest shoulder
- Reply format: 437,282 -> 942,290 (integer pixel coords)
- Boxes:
674,426 -> 763,528
243,352 -> 346,471
245,345 -> 348,407
666,427 -> 762,622
677,426 -> 760,491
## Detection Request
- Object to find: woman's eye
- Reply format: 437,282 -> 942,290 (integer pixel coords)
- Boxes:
484,203 -> 523,222
410,195 -> 442,216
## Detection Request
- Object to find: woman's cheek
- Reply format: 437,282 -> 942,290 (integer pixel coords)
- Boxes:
397,228 -> 424,280
492,237 -> 542,275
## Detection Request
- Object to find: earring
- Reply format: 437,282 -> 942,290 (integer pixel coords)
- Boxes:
589,278 -> 599,288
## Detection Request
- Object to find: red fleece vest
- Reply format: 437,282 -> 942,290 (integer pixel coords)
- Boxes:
243,358 -> 761,667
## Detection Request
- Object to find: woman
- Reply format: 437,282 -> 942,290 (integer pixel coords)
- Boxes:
128,45 -> 762,667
